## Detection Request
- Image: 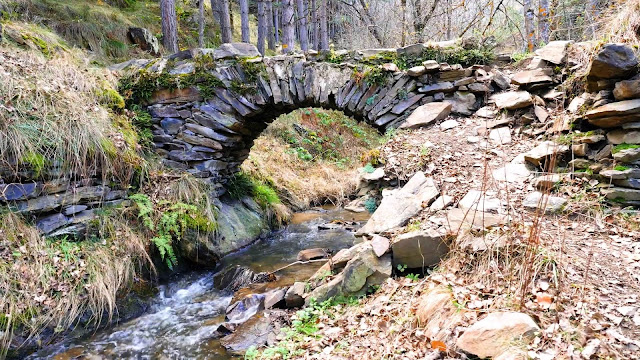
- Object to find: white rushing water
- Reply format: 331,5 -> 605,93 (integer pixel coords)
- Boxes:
30,207 -> 368,359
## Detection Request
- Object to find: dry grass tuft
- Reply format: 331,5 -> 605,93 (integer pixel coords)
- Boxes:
0,210 -> 151,357
599,0 -> 640,47
0,32 -> 142,182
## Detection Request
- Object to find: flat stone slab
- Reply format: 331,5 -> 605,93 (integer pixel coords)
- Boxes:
357,171 -> 439,234
511,69 -> 553,87
603,187 -> 640,202
523,141 -> 569,167
523,191 -> 567,214
491,91 -> 533,110
391,229 -> 449,269
586,99 -> 640,128
535,40 -> 573,64
492,163 -> 531,183
440,119 -> 459,130
489,127 -> 512,145
456,312 -> 539,359
458,190 -> 503,213
399,102 -> 452,129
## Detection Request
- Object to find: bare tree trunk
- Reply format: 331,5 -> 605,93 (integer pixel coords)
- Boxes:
445,0 -> 452,40
210,0 -> 221,26
240,0 -> 251,42
355,0 -> 384,46
257,0 -> 267,53
282,0 -> 295,52
413,0 -> 440,42
198,0 -> 205,47
538,0 -> 550,45
311,0 -> 319,50
296,0 -> 309,51
274,2 -> 280,44
220,0 -> 233,43
267,0 -> 276,50
161,0 -> 179,53
400,0 -> 406,46
319,0 -> 328,50
524,0 -> 535,52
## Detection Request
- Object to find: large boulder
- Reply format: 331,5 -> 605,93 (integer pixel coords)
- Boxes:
587,44 -> 638,80
490,91 -> 533,110
128,27 -> 159,56
391,229 -> 449,269
356,171 -> 439,234
399,102 -> 452,129
535,40 -> 573,64
306,243 -> 392,304
456,312 -> 540,359
586,99 -> 640,128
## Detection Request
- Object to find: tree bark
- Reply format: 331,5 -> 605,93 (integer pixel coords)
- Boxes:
311,0 -> 319,50
282,0 -> 295,52
274,2 -> 280,44
445,0 -> 452,40
198,0 -> 205,47
210,0 -> 221,26
524,0 -> 535,52
538,0 -> 550,45
296,0 -> 309,51
220,0 -> 233,43
319,0 -> 328,50
257,0 -> 267,53
400,0 -> 406,46
161,0 -> 179,53
355,0 -> 384,46
240,0 -> 251,42
267,0 -> 276,49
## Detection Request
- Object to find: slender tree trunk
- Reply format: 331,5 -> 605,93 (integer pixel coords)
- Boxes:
538,0 -> 550,45
257,0 -> 267,53
274,2 -> 280,44
239,0 -> 251,42
210,0 -> 221,26
356,0 -> 384,45
161,0 -> 179,53
267,0 -> 276,49
220,0 -> 233,43
400,0 -> 406,46
446,0 -> 452,40
282,0 -> 295,52
311,0 -> 319,50
198,0 -> 205,47
524,0 -> 535,52
319,0 -> 328,50
296,0 -> 309,51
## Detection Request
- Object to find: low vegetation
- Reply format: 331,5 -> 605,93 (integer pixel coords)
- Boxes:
240,108 -> 384,210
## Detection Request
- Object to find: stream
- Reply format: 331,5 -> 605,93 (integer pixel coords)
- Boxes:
30,207 -> 369,360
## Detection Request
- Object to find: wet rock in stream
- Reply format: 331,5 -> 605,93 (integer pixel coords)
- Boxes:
214,265 -> 276,292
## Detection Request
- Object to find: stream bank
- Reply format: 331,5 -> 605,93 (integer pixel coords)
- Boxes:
27,207 -> 369,359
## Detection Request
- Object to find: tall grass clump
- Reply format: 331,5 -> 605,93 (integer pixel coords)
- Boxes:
0,38 -> 141,183
0,210 -> 151,358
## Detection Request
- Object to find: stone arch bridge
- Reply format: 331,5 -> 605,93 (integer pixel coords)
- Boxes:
116,42 -> 508,192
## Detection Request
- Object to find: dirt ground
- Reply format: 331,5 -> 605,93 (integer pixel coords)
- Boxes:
269,110 -> 640,359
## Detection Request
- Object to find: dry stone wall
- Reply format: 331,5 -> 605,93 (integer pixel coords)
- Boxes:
114,43 -> 508,195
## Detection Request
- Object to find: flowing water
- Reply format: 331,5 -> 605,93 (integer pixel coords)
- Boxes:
31,207 -> 369,360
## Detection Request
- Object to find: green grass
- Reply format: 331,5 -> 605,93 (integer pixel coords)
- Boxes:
613,143 -> 640,154
227,172 -> 281,209
614,165 -> 630,171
